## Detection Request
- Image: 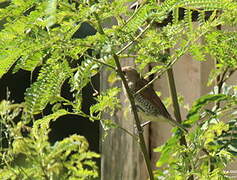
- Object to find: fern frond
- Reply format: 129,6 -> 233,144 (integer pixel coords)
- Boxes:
216,119 -> 237,156
122,4 -> 153,33
0,2 -> 46,76
184,9 -> 193,31
205,31 -> 237,68
197,11 -> 206,25
4,108 -> 99,179
0,49 -> 22,78
32,109 -> 69,138
158,0 -> 179,12
0,0 -> 37,20
172,8 -> 179,24
70,58 -> 99,112
71,58 -> 99,92
154,0 -> 236,23
48,134 -> 99,178
13,50 -> 45,72
90,87 -> 121,121
178,0 -> 234,11
153,0 -> 179,22
24,61 -> 71,114
0,0 -> 87,77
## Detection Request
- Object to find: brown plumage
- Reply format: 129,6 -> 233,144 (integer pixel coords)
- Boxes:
122,66 -> 187,133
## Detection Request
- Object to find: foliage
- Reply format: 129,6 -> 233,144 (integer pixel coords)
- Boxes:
0,102 -> 99,179
154,84 -> 237,179
0,0 -> 237,179
90,87 -> 121,120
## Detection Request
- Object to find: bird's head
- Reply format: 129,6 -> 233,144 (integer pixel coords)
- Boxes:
121,66 -> 140,87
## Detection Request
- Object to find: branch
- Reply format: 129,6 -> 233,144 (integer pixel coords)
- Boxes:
122,3 -> 146,29
216,67 -> 232,109
167,68 -> 194,180
166,68 -> 182,124
223,68 -> 236,83
217,67 -> 228,92
113,54 -> 155,180
91,6 -> 155,180
166,67 -> 189,134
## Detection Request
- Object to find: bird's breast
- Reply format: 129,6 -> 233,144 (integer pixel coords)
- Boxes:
134,93 -> 158,116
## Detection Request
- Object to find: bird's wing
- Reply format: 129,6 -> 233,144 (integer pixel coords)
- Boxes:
135,78 -> 171,119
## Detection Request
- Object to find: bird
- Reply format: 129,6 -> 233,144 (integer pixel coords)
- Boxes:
122,66 -> 187,133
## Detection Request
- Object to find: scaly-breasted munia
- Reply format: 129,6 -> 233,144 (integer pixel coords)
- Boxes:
122,66 -> 187,133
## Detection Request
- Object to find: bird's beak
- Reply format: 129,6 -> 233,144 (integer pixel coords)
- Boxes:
121,69 -> 125,75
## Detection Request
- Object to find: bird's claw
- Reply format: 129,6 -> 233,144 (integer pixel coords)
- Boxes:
134,121 -> 151,134
141,121 -> 151,127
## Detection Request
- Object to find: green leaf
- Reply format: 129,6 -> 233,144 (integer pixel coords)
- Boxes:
186,94 -> 228,124
155,135 -> 180,167
122,4 -> 152,33
32,109 -> 69,138
0,49 -> 23,78
90,87 -> 121,121
24,61 -> 72,114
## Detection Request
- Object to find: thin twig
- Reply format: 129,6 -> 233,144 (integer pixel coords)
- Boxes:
118,54 -> 138,58
84,54 -> 116,70
135,27 -> 209,96
135,53 -> 183,96
121,3 -> 146,30
40,161 -> 50,180
117,126 -> 139,141
116,20 -> 154,55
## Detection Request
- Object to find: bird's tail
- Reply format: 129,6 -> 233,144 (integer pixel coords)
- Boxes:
138,111 -> 188,133
168,117 -> 188,133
